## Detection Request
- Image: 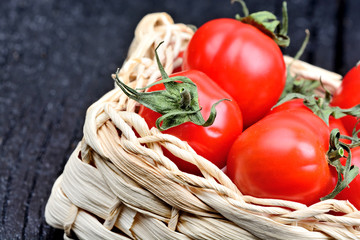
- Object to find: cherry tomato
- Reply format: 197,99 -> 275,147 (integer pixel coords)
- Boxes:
227,109 -> 334,205
138,70 -> 243,175
271,99 -> 350,143
335,147 -> 360,210
182,18 -> 286,128
270,98 -> 311,115
328,116 -> 351,144
331,64 -> 360,135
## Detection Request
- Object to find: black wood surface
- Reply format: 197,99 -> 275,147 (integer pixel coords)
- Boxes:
1,0 -> 359,239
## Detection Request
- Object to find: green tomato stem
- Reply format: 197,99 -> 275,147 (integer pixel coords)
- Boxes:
234,1 -> 290,47
114,42 -> 229,131
321,129 -> 360,201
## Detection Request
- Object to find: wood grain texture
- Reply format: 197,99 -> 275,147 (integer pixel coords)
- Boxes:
0,0 -> 358,239
343,0 -> 360,72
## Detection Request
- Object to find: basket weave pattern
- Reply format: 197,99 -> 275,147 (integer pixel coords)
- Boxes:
45,13 -> 360,240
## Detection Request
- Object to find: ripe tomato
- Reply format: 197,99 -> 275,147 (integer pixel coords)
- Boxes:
227,109 -> 334,205
328,117 -> 351,143
138,70 -> 243,175
271,99 -> 350,143
335,147 -> 360,209
270,98 -> 310,115
182,18 -> 286,128
331,64 -> 360,135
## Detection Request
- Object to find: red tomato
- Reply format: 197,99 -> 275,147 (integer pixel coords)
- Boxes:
335,147 -> 360,209
329,117 -> 351,144
341,116 -> 359,136
138,70 -> 243,175
331,65 -> 360,135
271,99 -> 350,142
227,109 -> 334,205
270,98 -> 311,115
182,18 -> 286,128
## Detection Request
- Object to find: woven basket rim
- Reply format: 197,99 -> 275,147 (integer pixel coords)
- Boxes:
45,12 -> 360,240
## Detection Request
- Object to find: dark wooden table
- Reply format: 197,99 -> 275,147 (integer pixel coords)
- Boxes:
1,0 -> 359,239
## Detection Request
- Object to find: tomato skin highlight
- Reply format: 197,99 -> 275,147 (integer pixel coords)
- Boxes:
227,109 -> 334,205
270,99 -> 311,115
138,70 -> 243,175
270,99 -> 350,143
331,65 -> 360,135
183,18 -> 286,128
269,99 -> 336,147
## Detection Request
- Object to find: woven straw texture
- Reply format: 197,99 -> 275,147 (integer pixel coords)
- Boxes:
45,13 -> 360,240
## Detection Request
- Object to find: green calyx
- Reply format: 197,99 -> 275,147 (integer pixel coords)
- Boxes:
280,29 -> 318,99
277,29 -> 360,123
232,0 -> 290,47
114,42 -> 229,131
275,90 -> 360,126
321,129 -> 360,201
274,92 -> 360,201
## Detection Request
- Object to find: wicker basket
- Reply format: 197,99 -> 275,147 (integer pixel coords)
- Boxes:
45,12 -> 360,240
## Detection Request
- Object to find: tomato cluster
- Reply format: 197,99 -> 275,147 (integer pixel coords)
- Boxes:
116,5 -> 360,209
138,70 -> 243,175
